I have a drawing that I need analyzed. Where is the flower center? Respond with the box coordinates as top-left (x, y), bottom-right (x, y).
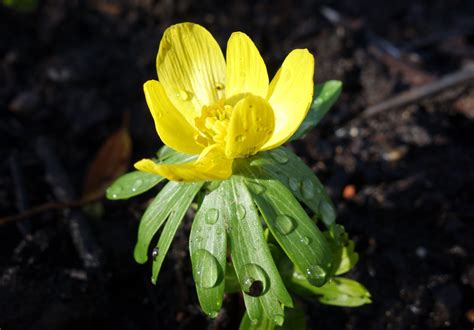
top-left (194, 100), bottom-right (233, 148)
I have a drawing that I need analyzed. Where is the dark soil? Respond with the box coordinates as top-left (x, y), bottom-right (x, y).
top-left (1, 1), bottom-right (473, 329)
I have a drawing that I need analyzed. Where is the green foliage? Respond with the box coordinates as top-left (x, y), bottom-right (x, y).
top-left (291, 80), bottom-right (342, 141)
top-left (107, 79), bottom-right (371, 327)
top-left (3, 0), bottom-right (37, 12)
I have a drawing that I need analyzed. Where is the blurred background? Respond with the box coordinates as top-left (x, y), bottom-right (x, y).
top-left (1, 0), bottom-right (473, 329)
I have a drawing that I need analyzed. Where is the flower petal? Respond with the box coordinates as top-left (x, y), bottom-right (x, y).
top-left (225, 32), bottom-right (269, 99)
top-left (261, 49), bottom-right (315, 150)
top-left (157, 23), bottom-right (226, 124)
top-left (225, 94), bottom-right (274, 159)
top-left (134, 145), bottom-right (232, 182)
top-left (144, 80), bottom-right (203, 155)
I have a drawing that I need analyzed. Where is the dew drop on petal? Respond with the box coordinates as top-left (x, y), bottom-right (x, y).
top-left (275, 215), bottom-right (296, 235)
top-left (192, 249), bottom-right (220, 288)
top-left (235, 134), bottom-right (246, 142)
top-left (215, 82), bottom-right (225, 90)
top-left (306, 265), bottom-right (327, 286)
top-left (269, 149), bottom-right (289, 164)
top-left (177, 90), bottom-right (193, 101)
top-left (205, 208), bottom-right (219, 225)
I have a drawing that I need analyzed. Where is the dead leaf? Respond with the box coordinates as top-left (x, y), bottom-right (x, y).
top-left (82, 114), bottom-right (132, 199)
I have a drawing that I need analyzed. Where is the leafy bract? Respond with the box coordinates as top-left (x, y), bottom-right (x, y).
top-left (291, 80), bottom-right (342, 141)
top-left (239, 161), bottom-right (333, 287)
top-left (133, 181), bottom-right (202, 266)
top-left (290, 273), bottom-right (371, 307)
top-left (245, 147), bottom-right (336, 227)
top-left (106, 146), bottom-right (196, 200)
top-left (223, 177), bottom-right (293, 325)
top-left (189, 183), bottom-right (227, 317)
top-left (239, 304), bottom-right (306, 330)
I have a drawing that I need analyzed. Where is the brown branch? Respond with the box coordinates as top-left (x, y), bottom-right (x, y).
top-left (0, 195), bottom-right (102, 226)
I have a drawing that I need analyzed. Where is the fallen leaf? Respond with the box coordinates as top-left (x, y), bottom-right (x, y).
top-left (82, 113), bottom-right (132, 200)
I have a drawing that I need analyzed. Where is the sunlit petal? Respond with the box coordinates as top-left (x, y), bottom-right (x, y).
top-left (261, 49), bottom-right (314, 150)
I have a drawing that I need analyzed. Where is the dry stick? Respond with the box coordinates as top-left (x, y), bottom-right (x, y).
top-left (348, 66), bottom-right (474, 124)
top-left (0, 195), bottom-right (101, 226)
top-left (9, 153), bottom-right (33, 236)
top-left (35, 137), bottom-right (102, 270)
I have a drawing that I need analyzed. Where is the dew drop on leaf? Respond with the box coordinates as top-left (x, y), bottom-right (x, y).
top-left (269, 149), bottom-right (289, 164)
top-left (205, 208), bottom-right (219, 225)
top-left (300, 235), bottom-right (311, 245)
top-left (131, 179), bottom-right (143, 192)
top-left (241, 263), bottom-right (268, 297)
top-left (108, 185), bottom-right (123, 199)
top-left (301, 178), bottom-right (315, 199)
top-left (246, 181), bottom-right (266, 195)
top-left (305, 264), bottom-right (327, 286)
top-left (319, 201), bottom-right (336, 224)
top-left (236, 204), bottom-right (246, 220)
top-left (273, 314), bottom-right (284, 326)
top-left (152, 247), bottom-right (159, 261)
top-left (288, 177), bottom-right (300, 192)
top-left (275, 215), bottom-right (296, 235)
top-left (192, 249), bottom-right (220, 288)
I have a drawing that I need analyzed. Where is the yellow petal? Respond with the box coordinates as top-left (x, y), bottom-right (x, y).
top-left (261, 49), bottom-right (315, 150)
top-left (157, 23), bottom-right (226, 124)
top-left (225, 32), bottom-right (269, 99)
top-left (144, 80), bottom-right (203, 155)
top-left (225, 94), bottom-right (274, 159)
top-left (134, 145), bottom-right (232, 182)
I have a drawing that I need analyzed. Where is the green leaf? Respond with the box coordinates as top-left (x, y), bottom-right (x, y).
top-left (239, 162), bottom-right (334, 287)
top-left (224, 262), bottom-right (241, 294)
top-left (150, 182), bottom-right (203, 284)
top-left (189, 183), bottom-right (227, 317)
top-left (239, 304), bottom-right (306, 330)
top-left (322, 224), bottom-right (359, 276)
top-left (290, 274), bottom-right (371, 307)
top-left (223, 177), bottom-right (293, 325)
top-left (106, 147), bottom-right (197, 200)
top-left (291, 80), bottom-right (342, 141)
top-left (335, 240), bottom-right (359, 275)
top-left (244, 147), bottom-right (336, 227)
top-left (3, 0), bottom-right (37, 12)
top-left (133, 181), bottom-right (202, 265)
top-left (106, 171), bottom-right (164, 200)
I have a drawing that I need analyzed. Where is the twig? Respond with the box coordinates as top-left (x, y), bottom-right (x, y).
top-left (346, 66), bottom-right (474, 124)
top-left (0, 195), bottom-right (102, 226)
top-left (35, 137), bottom-right (102, 270)
top-left (9, 153), bottom-right (32, 236)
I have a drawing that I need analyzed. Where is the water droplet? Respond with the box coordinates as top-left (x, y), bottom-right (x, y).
top-left (107, 185), bottom-right (123, 199)
top-left (131, 179), bottom-right (143, 192)
top-left (205, 208), bottom-right (219, 225)
top-left (320, 201), bottom-right (336, 224)
top-left (305, 265), bottom-right (327, 286)
top-left (152, 247), bottom-right (159, 260)
top-left (235, 134), bottom-right (246, 142)
top-left (275, 215), bottom-right (295, 235)
top-left (246, 181), bottom-right (266, 195)
top-left (288, 177), bottom-right (300, 192)
top-left (177, 90), bottom-right (192, 101)
top-left (301, 178), bottom-right (315, 199)
top-left (273, 314), bottom-right (284, 326)
top-left (269, 149), bottom-right (289, 164)
top-left (241, 263), bottom-right (268, 297)
top-left (215, 82), bottom-right (225, 90)
top-left (192, 249), bottom-right (220, 288)
top-left (300, 236), bottom-right (311, 245)
top-left (207, 311), bottom-right (218, 318)
top-left (236, 204), bottom-right (246, 220)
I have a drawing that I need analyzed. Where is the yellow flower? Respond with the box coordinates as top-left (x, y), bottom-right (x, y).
top-left (134, 23), bottom-right (315, 182)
